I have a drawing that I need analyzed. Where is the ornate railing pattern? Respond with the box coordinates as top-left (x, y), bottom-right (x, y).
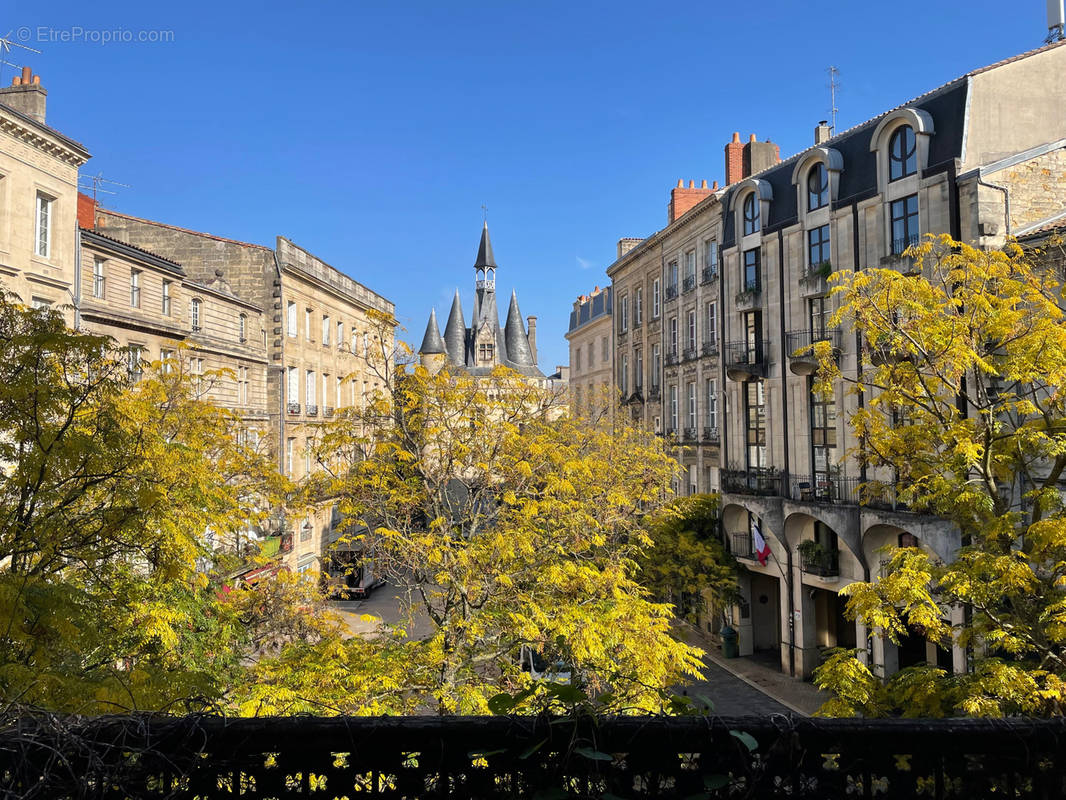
top-left (5, 714), bottom-right (1066, 799)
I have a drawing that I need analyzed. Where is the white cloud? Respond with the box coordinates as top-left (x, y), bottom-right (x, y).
top-left (576, 256), bottom-right (596, 271)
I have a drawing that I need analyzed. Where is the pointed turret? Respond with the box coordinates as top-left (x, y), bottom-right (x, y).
top-left (504, 290), bottom-right (535, 366)
top-left (443, 289), bottom-right (466, 366)
top-left (474, 221), bottom-right (496, 269)
top-left (419, 308), bottom-right (446, 355)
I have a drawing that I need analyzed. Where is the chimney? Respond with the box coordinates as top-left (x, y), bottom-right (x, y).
top-left (77, 192), bottom-right (98, 230)
top-left (0, 66), bottom-right (47, 125)
top-left (617, 237), bottom-right (642, 258)
top-left (668, 178), bottom-right (714, 223)
top-left (725, 132), bottom-right (744, 185)
top-left (526, 316), bottom-right (537, 364)
top-left (814, 120), bottom-right (832, 145)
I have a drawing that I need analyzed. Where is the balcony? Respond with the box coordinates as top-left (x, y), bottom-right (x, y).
top-left (788, 473), bottom-right (861, 505)
top-left (682, 346), bottom-right (698, 362)
top-left (324, 406), bottom-right (335, 418)
top-left (734, 287), bottom-right (760, 312)
top-left (701, 339), bottom-right (719, 357)
top-left (785, 328), bottom-right (841, 376)
top-left (700, 266), bottom-right (719, 285)
top-left (892, 233), bottom-right (921, 256)
top-left (682, 427), bottom-right (697, 442)
top-left (682, 275), bottom-right (696, 293)
top-left (702, 426), bottom-right (720, 444)
top-left (730, 530), bottom-right (754, 559)
top-left (799, 541), bottom-right (840, 577)
top-left (306, 404), bottom-right (319, 417)
top-left (721, 467), bottom-right (784, 497)
top-left (287, 402), bottom-right (301, 415)
top-left (647, 384), bottom-right (661, 401)
top-left (724, 339), bottom-right (769, 381)
top-left (665, 351), bottom-right (679, 367)
top-left (665, 284), bottom-right (678, 301)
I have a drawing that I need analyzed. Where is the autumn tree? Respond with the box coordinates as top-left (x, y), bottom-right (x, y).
top-left (0, 296), bottom-right (302, 712)
top-left (811, 234), bottom-right (1066, 716)
top-left (304, 355), bottom-right (704, 715)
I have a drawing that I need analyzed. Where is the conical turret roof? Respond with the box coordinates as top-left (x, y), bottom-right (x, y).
top-left (443, 289), bottom-right (466, 365)
top-left (474, 221), bottom-right (496, 269)
top-left (419, 308), bottom-right (446, 355)
top-left (504, 290), bottom-right (535, 366)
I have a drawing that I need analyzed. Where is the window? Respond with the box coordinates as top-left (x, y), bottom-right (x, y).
top-left (304, 445), bottom-right (312, 478)
top-left (634, 348), bottom-right (643, 390)
top-left (745, 380), bottom-right (767, 468)
top-left (704, 301), bottom-right (717, 347)
top-left (667, 261), bottom-right (678, 293)
top-left (162, 280), bottom-right (171, 315)
top-left (323, 373), bottom-right (330, 408)
top-left (479, 342), bottom-right (495, 362)
top-left (287, 301), bottom-right (297, 337)
top-left (686, 381), bottom-right (697, 430)
top-left (742, 248), bottom-right (760, 292)
top-left (160, 348), bottom-right (175, 373)
top-left (888, 125), bottom-right (917, 181)
top-left (191, 357), bottom-right (204, 393)
top-left (238, 365), bottom-right (248, 404)
top-left (322, 315), bottom-right (331, 345)
top-left (810, 380), bottom-right (838, 481)
top-left (808, 224), bottom-right (830, 270)
top-left (337, 321), bottom-right (344, 349)
top-left (238, 313), bottom-right (247, 342)
top-left (669, 317), bottom-right (678, 356)
top-left (574, 348), bottom-right (582, 372)
top-left (586, 342), bottom-right (593, 367)
top-left (190, 298), bottom-right (202, 331)
top-left (336, 375), bottom-right (343, 407)
top-left (744, 310), bottom-right (763, 363)
top-left (619, 354), bottom-right (628, 395)
top-left (35, 193), bottom-right (52, 258)
top-left (31, 296), bottom-right (52, 310)
top-left (809, 296), bottom-right (831, 337)
top-left (287, 366), bottom-right (299, 404)
top-left (651, 343), bottom-right (661, 388)
top-left (619, 293), bottom-right (629, 332)
top-left (129, 270), bottom-right (141, 307)
top-left (686, 310), bottom-right (697, 352)
top-left (634, 287), bottom-right (643, 325)
top-left (652, 278), bottom-right (661, 318)
top-left (706, 378), bottom-right (718, 429)
top-left (742, 193), bottom-right (760, 236)
top-left (669, 384), bottom-right (678, 432)
top-left (305, 370), bottom-right (316, 407)
top-left (92, 258), bottom-right (105, 298)
top-left (705, 239), bottom-right (718, 273)
top-left (351, 329), bottom-right (359, 353)
top-left (286, 438), bottom-right (295, 474)
top-left (305, 308), bottom-right (313, 341)
top-left (890, 194), bottom-right (919, 255)
top-left (807, 163), bottom-right (828, 211)
top-left (601, 336), bottom-right (608, 362)
top-left (684, 250), bottom-right (696, 285)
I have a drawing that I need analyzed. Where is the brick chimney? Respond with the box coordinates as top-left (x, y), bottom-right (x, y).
top-left (668, 179), bottom-right (715, 223)
top-left (814, 120), bottom-right (832, 144)
top-left (725, 132), bottom-right (782, 185)
top-left (0, 66), bottom-right (47, 124)
top-left (77, 192), bottom-right (97, 229)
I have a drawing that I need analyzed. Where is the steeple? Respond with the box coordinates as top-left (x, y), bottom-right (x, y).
top-left (419, 308), bottom-right (446, 355)
top-left (504, 290), bottom-right (535, 367)
top-left (443, 289), bottom-right (466, 366)
top-left (474, 221), bottom-right (496, 293)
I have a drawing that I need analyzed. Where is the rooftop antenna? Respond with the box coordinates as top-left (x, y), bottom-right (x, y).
top-left (77, 173), bottom-right (131, 231)
top-left (0, 32), bottom-right (41, 86)
top-left (1048, 0), bottom-right (1065, 43)
top-left (827, 66), bottom-right (840, 132)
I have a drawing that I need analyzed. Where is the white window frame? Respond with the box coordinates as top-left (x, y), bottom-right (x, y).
top-left (669, 385), bottom-right (678, 432)
top-left (687, 381), bottom-right (697, 429)
top-left (687, 310), bottom-right (697, 351)
top-left (634, 287), bottom-right (643, 325)
top-left (93, 258), bottom-right (105, 299)
top-left (287, 301), bottom-right (297, 337)
top-left (129, 269), bottom-right (141, 308)
top-left (306, 370), bottom-right (316, 406)
top-left (287, 366), bottom-right (299, 403)
top-left (322, 314), bottom-right (331, 345)
top-left (35, 193), bottom-right (52, 258)
top-left (190, 298), bottom-right (202, 331)
top-left (706, 378), bottom-right (718, 429)
top-left (162, 279), bottom-right (171, 315)
top-left (652, 278), bottom-right (661, 318)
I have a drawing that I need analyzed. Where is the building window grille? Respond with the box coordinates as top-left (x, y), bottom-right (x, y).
top-left (890, 194), bottom-right (920, 254)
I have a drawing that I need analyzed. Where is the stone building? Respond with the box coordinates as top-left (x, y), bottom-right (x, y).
top-left (418, 223), bottom-right (543, 380)
top-left (604, 39), bottom-right (1066, 681)
top-left (88, 206), bottom-right (394, 574)
top-left (565, 284), bottom-right (612, 419)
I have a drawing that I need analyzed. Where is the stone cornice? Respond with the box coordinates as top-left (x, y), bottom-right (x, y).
top-left (0, 107), bottom-right (90, 166)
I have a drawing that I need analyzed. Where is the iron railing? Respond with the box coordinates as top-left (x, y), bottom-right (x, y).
top-left (324, 406), bottom-right (335, 418)
top-left (721, 467), bottom-right (784, 497)
top-left (665, 284), bottom-right (678, 300)
top-left (682, 346), bottom-right (698, 362)
top-left (682, 275), bottom-right (696, 293)
top-left (665, 351), bottom-right (679, 366)
top-left (785, 328), bottom-right (841, 359)
top-left (799, 545), bottom-right (840, 577)
top-left (701, 339), bottom-right (718, 356)
top-left (700, 266), bottom-right (718, 284)
top-left (724, 340), bottom-right (769, 371)
top-left (647, 385), bottom-right (661, 401)
top-left (892, 233), bottom-right (921, 256)
top-left (306, 404), bottom-right (319, 417)
top-left (702, 426), bottom-right (720, 444)
top-left (730, 531), bottom-right (754, 559)
top-left (789, 474), bottom-right (862, 505)
top-left (6, 714), bottom-right (1066, 799)
top-left (682, 427), bottom-right (697, 442)
top-left (287, 402), bottom-right (301, 415)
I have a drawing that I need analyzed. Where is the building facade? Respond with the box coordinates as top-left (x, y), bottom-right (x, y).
top-left (605, 40), bottom-right (1066, 680)
top-left (565, 285), bottom-right (612, 419)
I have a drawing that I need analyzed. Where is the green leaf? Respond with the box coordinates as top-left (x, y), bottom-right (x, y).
top-left (573, 747), bottom-right (614, 762)
top-left (488, 692), bottom-right (517, 715)
top-left (518, 737), bottom-right (548, 760)
top-left (467, 748), bottom-right (506, 759)
top-left (704, 774), bottom-right (731, 789)
top-left (729, 730), bottom-right (758, 752)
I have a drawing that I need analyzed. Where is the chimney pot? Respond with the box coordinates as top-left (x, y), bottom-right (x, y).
top-left (10, 76), bottom-right (20, 86)
top-left (676, 179), bottom-right (684, 188)
top-left (32, 75), bottom-right (40, 85)
top-left (749, 133), bottom-right (757, 142)
top-left (712, 180), bottom-right (719, 190)
top-left (21, 66), bottom-right (31, 83)
top-left (732, 132), bottom-right (741, 142)
top-left (701, 179), bottom-right (708, 189)
top-left (688, 180), bottom-right (695, 188)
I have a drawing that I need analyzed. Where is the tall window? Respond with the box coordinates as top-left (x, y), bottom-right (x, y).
top-left (305, 308), bottom-right (313, 341)
top-left (890, 194), bottom-right (919, 254)
top-left (601, 336), bottom-right (609, 362)
top-left (888, 125), bottom-right (917, 181)
top-left (651, 343), bottom-right (661, 387)
top-left (619, 354), bottom-right (628, 395)
top-left (704, 301), bottom-right (717, 346)
top-left (742, 248), bottom-right (760, 292)
top-left (190, 298), bottom-right (202, 331)
top-left (586, 342), bottom-right (593, 367)
top-left (238, 313), bottom-right (247, 342)
top-left (574, 348), bottom-right (582, 372)
top-left (652, 278), bottom-right (661, 318)
top-left (686, 381), bottom-right (697, 429)
top-left (322, 315), bottom-right (331, 345)
top-left (808, 224), bottom-right (830, 270)
top-left (742, 193), bottom-right (760, 236)
top-left (351, 328), bottom-right (359, 353)
top-left (744, 311), bottom-right (762, 363)
top-left (686, 310), bottom-right (697, 352)
top-left (287, 366), bottom-right (299, 404)
top-left (669, 316), bottom-right (678, 355)
top-left (286, 438), bottom-right (295, 474)
top-left (92, 258), bottom-right (105, 298)
top-left (668, 261), bottom-right (678, 292)
top-left (160, 348), bottom-right (176, 374)
top-left (287, 301), bottom-right (297, 337)
top-left (619, 293), bottom-right (629, 332)
top-left (238, 365), bottom-right (248, 404)
top-left (191, 357), bottom-right (204, 394)
top-left (35, 193), bottom-right (52, 258)
top-left (634, 287), bottom-right (643, 325)
top-left (706, 378), bottom-right (718, 430)
top-left (323, 373), bottom-right (330, 407)
top-left (336, 375), bottom-right (343, 407)
top-left (161, 279), bottom-right (171, 315)
top-left (704, 239), bottom-right (718, 276)
top-left (479, 342), bottom-right (494, 362)
top-left (809, 296), bottom-right (831, 337)
top-left (810, 381), bottom-right (838, 484)
top-left (337, 321), bottom-right (344, 348)
top-left (305, 370), bottom-right (316, 407)
top-left (684, 250), bottom-right (696, 285)
top-left (129, 270), bottom-right (141, 307)
top-left (126, 345), bottom-right (143, 379)
top-left (745, 380), bottom-right (767, 468)
top-left (807, 163), bottom-right (828, 211)
top-left (634, 348), bottom-right (643, 390)
top-left (669, 385), bottom-right (678, 432)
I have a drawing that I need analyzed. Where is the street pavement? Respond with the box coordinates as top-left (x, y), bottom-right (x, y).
top-left (680, 656), bottom-right (792, 716)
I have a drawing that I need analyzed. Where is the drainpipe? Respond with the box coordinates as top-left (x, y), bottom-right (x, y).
top-left (777, 227), bottom-right (795, 679)
top-left (851, 204), bottom-right (867, 487)
top-left (274, 249), bottom-right (288, 545)
top-left (72, 224), bottom-right (82, 330)
top-left (976, 172), bottom-right (1011, 238)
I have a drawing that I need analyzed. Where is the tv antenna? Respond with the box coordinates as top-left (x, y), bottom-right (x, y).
top-left (826, 66), bottom-right (840, 132)
top-left (0, 32), bottom-right (41, 86)
top-left (77, 173), bottom-right (131, 230)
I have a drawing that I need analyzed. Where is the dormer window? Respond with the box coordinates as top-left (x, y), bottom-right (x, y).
top-left (807, 163), bottom-right (828, 211)
top-left (742, 193), bottom-right (760, 236)
top-left (888, 125), bottom-right (917, 181)
top-left (478, 343), bottom-right (495, 362)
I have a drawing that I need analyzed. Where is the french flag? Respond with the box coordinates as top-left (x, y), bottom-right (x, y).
top-left (752, 520), bottom-right (771, 566)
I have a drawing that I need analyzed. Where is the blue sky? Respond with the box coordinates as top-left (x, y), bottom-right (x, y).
top-left (9, 1), bottom-right (1053, 369)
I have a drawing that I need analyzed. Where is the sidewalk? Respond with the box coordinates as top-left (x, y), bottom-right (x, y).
top-left (679, 623), bottom-right (828, 717)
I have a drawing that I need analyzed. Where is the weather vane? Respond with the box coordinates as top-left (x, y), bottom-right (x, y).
top-left (481, 203), bottom-right (488, 224)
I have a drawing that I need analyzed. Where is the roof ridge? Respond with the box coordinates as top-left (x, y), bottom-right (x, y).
top-left (96, 207), bottom-right (272, 251)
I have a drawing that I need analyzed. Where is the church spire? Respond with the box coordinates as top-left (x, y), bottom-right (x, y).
top-left (504, 289), bottom-right (535, 366)
top-left (474, 221), bottom-right (496, 270)
top-left (419, 308), bottom-right (446, 355)
top-left (443, 289), bottom-right (466, 366)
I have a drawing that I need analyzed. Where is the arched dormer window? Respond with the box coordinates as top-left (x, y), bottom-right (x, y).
top-left (191, 298), bottom-right (203, 332)
top-left (888, 125), bottom-right (917, 181)
top-left (742, 193), bottom-right (760, 236)
top-left (807, 163), bottom-right (828, 211)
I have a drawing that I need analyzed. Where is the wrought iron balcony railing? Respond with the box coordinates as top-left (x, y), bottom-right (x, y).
top-left (721, 467), bottom-right (784, 497)
top-left (682, 427), bottom-right (697, 442)
top-left (665, 284), bottom-right (678, 300)
top-left (702, 426), bottom-right (720, 444)
top-left (665, 351), bottom-right (679, 366)
top-left (789, 473), bottom-right (861, 505)
top-left (306, 404), bottom-right (319, 417)
top-left (287, 402), bottom-right (301, 415)
top-left (700, 266), bottom-right (719, 285)
top-left (701, 339), bottom-right (719, 357)
top-left (324, 406), bottom-right (335, 418)
top-left (892, 233), bottom-right (921, 256)
top-left (724, 340), bottom-right (769, 380)
top-left (799, 544), bottom-right (840, 577)
top-left (682, 276), bottom-right (696, 293)
top-left (682, 346), bottom-right (698, 362)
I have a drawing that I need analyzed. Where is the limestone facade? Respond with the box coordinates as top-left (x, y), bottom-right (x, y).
top-left (565, 285), bottom-right (613, 419)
